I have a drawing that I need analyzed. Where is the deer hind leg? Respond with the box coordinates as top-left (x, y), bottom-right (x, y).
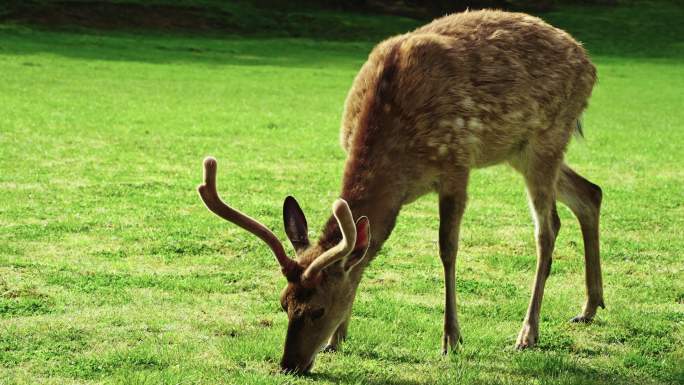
top-left (511, 152), bottom-right (562, 349)
top-left (438, 170), bottom-right (469, 354)
top-left (557, 164), bottom-right (605, 323)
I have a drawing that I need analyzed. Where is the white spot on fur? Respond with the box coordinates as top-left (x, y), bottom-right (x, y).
top-left (488, 29), bottom-right (507, 40)
top-left (478, 103), bottom-right (494, 113)
top-left (465, 134), bottom-right (482, 164)
top-left (506, 111), bottom-right (524, 120)
top-left (465, 133), bottom-right (481, 148)
top-left (468, 117), bottom-right (483, 131)
top-left (529, 116), bottom-right (542, 127)
top-left (461, 96), bottom-right (475, 109)
top-left (438, 119), bottom-right (453, 129)
top-left (454, 117), bottom-right (465, 129)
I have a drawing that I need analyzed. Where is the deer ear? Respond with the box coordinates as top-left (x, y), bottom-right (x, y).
top-left (283, 196), bottom-right (309, 253)
top-left (344, 216), bottom-right (370, 271)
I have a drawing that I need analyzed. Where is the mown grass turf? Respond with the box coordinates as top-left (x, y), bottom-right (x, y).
top-left (1, 2), bottom-right (683, 384)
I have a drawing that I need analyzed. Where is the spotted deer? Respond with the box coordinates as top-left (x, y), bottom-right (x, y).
top-left (198, 9), bottom-right (605, 374)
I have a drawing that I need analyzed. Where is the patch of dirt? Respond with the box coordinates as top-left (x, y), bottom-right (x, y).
top-left (0, 1), bottom-right (240, 33)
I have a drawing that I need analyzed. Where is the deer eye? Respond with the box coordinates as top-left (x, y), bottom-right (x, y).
top-left (309, 308), bottom-right (325, 320)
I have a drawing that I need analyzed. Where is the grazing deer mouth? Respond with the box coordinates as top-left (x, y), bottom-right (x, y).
top-left (280, 357), bottom-right (314, 375)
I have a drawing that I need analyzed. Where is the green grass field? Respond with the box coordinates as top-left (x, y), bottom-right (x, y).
top-left (1, 2), bottom-right (683, 384)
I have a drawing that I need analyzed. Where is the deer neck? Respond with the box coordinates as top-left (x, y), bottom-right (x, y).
top-left (318, 164), bottom-right (404, 271)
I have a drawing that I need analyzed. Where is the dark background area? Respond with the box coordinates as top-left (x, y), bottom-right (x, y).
top-left (0, 0), bottom-right (645, 37)
top-left (282, 0), bottom-right (621, 15)
top-left (0, 1), bottom-right (680, 60)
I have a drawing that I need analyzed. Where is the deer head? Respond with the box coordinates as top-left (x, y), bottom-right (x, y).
top-left (198, 157), bottom-right (370, 374)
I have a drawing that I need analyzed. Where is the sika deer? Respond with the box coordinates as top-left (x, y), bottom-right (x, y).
top-left (198, 9), bottom-right (604, 374)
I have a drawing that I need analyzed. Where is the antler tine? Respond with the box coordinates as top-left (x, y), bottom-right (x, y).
top-left (301, 199), bottom-right (357, 282)
top-left (198, 157), bottom-right (298, 275)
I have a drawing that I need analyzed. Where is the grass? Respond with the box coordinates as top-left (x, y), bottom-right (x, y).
top-left (1, 1), bottom-right (683, 384)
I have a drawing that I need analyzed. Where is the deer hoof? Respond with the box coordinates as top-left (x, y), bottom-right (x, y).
top-left (441, 331), bottom-right (463, 354)
top-left (516, 323), bottom-right (538, 350)
top-left (322, 344), bottom-right (337, 353)
top-left (570, 314), bottom-right (593, 323)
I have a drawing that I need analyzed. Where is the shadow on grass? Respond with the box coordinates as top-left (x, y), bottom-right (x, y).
top-left (309, 372), bottom-right (425, 385)
top-left (310, 349), bottom-right (646, 385)
top-left (0, 1), bottom-right (682, 69)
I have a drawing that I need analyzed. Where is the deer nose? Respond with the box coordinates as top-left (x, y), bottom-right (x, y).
top-left (280, 357), bottom-right (313, 374)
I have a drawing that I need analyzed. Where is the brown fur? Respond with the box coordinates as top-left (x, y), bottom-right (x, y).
top-left (276, 9), bottom-right (604, 372)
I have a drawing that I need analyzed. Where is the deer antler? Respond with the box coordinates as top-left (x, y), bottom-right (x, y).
top-left (301, 199), bottom-right (357, 283)
top-left (198, 157), bottom-right (299, 277)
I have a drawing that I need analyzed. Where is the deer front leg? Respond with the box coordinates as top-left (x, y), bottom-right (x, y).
top-left (323, 316), bottom-right (349, 352)
top-left (516, 175), bottom-right (560, 349)
top-left (439, 174), bottom-right (468, 354)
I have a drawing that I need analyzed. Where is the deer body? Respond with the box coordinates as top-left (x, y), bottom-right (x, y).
top-left (199, 10), bottom-right (604, 374)
top-left (342, 11), bottom-right (595, 176)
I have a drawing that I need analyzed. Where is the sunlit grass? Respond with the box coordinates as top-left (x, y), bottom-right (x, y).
top-left (1, 2), bottom-right (683, 384)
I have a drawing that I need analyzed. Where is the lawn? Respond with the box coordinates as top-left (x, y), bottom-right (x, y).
top-left (1, 1), bottom-right (683, 384)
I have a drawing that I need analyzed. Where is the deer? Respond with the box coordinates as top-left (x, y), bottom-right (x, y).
top-left (198, 9), bottom-right (605, 374)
